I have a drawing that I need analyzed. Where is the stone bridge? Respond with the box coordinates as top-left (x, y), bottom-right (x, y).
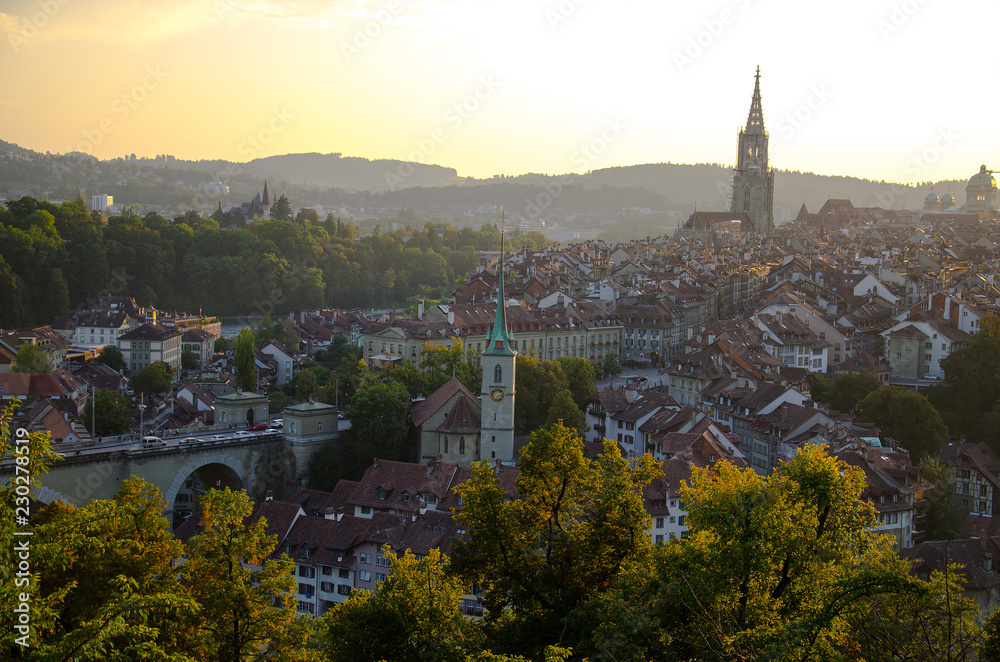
top-left (5, 432), bottom-right (313, 527)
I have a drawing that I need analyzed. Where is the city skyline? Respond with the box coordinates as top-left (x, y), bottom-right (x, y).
top-left (0, 0), bottom-right (996, 185)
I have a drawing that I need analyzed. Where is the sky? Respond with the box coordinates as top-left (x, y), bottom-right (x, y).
top-left (0, 0), bottom-right (996, 185)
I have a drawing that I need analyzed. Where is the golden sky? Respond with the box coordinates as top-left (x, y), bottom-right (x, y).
top-left (1, 0), bottom-right (997, 183)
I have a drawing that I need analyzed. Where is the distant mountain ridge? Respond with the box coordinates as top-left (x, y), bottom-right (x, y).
top-left (0, 139), bottom-right (960, 215)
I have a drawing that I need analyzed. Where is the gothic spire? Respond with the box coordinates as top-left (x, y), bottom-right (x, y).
top-left (745, 65), bottom-right (765, 134)
top-left (262, 180), bottom-right (270, 206)
top-left (484, 210), bottom-right (515, 356)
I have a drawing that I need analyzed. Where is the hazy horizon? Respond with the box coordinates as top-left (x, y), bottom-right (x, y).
top-left (2, 0), bottom-right (996, 185)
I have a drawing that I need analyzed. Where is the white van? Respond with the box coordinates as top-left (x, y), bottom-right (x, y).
top-left (142, 436), bottom-right (166, 447)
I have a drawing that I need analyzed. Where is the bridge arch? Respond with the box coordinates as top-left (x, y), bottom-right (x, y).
top-left (164, 454), bottom-right (251, 525)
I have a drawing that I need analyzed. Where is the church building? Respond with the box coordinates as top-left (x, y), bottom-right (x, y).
top-left (411, 230), bottom-right (518, 466)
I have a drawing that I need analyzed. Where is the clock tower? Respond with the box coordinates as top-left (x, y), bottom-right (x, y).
top-left (480, 228), bottom-right (517, 464)
top-left (730, 66), bottom-right (774, 236)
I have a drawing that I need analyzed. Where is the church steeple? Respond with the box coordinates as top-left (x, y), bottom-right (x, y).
top-left (262, 180), bottom-right (270, 206)
top-left (730, 66), bottom-right (774, 236)
top-left (484, 221), bottom-right (515, 355)
top-left (745, 65), bottom-right (765, 134)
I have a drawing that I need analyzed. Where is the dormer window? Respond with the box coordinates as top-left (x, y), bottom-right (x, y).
top-left (378, 488), bottom-right (387, 500)
top-left (402, 492), bottom-right (410, 502)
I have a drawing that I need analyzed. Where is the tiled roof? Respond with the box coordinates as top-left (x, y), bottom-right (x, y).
top-left (411, 377), bottom-right (480, 428)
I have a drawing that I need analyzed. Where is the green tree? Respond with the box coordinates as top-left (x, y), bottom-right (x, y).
top-left (29, 478), bottom-right (200, 658)
top-left (919, 457), bottom-right (962, 540)
top-left (857, 385), bottom-right (948, 461)
top-left (296, 369), bottom-right (317, 401)
top-left (182, 488), bottom-right (307, 661)
top-left (320, 548), bottom-right (477, 662)
top-left (347, 379), bottom-right (411, 464)
top-left (600, 353), bottom-right (623, 379)
top-left (451, 423), bottom-right (658, 658)
top-left (96, 344), bottom-right (126, 371)
top-left (419, 338), bottom-right (482, 394)
top-left (555, 355), bottom-right (597, 409)
top-left (514, 356), bottom-right (568, 432)
top-left (544, 388), bottom-right (588, 438)
top-left (11, 342), bottom-right (50, 372)
top-left (181, 349), bottom-right (199, 371)
top-left (588, 445), bottom-right (959, 661)
top-left (131, 360), bottom-right (173, 395)
top-left (215, 337), bottom-right (231, 353)
top-left (82, 388), bottom-right (132, 436)
top-left (817, 370), bottom-right (882, 414)
top-left (272, 195), bottom-right (293, 222)
top-left (269, 390), bottom-right (294, 415)
top-left (234, 327), bottom-right (257, 393)
top-left (941, 313), bottom-right (1000, 436)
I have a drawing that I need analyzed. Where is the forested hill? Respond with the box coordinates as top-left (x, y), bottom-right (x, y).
top-left (0, 139), bottom-right (958, 215)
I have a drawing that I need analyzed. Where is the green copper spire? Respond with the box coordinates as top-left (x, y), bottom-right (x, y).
top-left (484, 217), bottom-right (515, 356)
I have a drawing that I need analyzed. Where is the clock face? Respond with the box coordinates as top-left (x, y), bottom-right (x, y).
top-left (490, 387), bottom-right (505, 402)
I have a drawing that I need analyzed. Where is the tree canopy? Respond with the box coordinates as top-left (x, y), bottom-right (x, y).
top-left (11, 343), bottom-right (49, 373)
top-left (856, 385), bottom-right (948, 461)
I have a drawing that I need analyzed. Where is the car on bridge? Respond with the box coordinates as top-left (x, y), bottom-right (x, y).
top-left (248, 423), bottom-right (268, 432)
top-left (269, 418), bottom-right (283, 429)
top-left (179, 437), bottom-right (200, 444)
top-left (141, 436), bottom-right (166, 448)
top-left (234, 431), bottom-right (252, 438)
top-left (209, 434), bottom-right (228, 441)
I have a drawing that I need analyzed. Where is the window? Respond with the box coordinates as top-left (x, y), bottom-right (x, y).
top-left (298, 583), bottom-right (313, 595)
top-left (297, 601), bottom-right (314, 613)
top-left (321, 581), bottom-right (335, 592)
top-left (359, 553), bottom-right (371, 564)
top-left (317, 422), bottom-right (322, 433)
top-left (655, 534), bottom-right (664, 544)
top-left (678, 515), bottom-right (685, 526)
top-left (459, 437), bottom-right (466, 455)
top-left (359, 571), bottom-right (372, 582)
top-left (339, 568), bottom-right (350, 579)
top-left (669, 516), bottom-right (676, 523)
top-left (322, 566), bottom-right (333, 576)
top-left (337, 584), bottom-right (351, 596)
top-left (360, 506), bottom-right (371, 515)
top-left (376, 554), bottom-right (391, 567)
top-left (290, 422), bottom-right (296, 434)
top-left (444, 437), bottom-right (449, 453)
top-left (494, 364), bottom-right (502, 384)
top-left (377, 488), bottom-right (386, 500)
top-left (298, 566), bottom-right (315, 578)
top-left (655, 517), bottom-right (664, 529)
top-left (402, 491), bottom-right (410, 502)
top-left (376, 573), bottom-right (387, 583)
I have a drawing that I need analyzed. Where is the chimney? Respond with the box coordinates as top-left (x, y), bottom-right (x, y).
top-left (265, 490), bottom-right (273, 502)
top-left (389, 306), bottom-right (396, 324)
top-left (418, 296), bottom-right (425, 320)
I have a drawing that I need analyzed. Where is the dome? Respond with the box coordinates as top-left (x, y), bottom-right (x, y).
top-left (968, 164), bottom-right (997, 189)
top-left (925, 192), bottom-right (939, 203)
top-left (941, 193), bottom-right (955, 205)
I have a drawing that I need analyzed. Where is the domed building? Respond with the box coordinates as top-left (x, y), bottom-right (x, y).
top-left (963, 165), bottom-right (997, 212)
top-left (923, 190), bottom-right (940, 211)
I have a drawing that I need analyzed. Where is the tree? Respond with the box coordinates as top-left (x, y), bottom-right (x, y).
top-left (11, 342), bottom-right (50, 372)
top-left (96, 345), bottom-right (126, 371)
top-left (28, 478), bottom-right (201, 658)
top-left (131, 361), bottom-right (173, 395)
top-left (514, 355), bottom-right (569, 432)
top-left (451, 423), bottom-right (658, 657)
top-left (919, 457), bottom-right (962, 540)
top-left (235, 327), bottom-right (256, 393)
top-left (182, 488), bottom-right (307, 661)
top-left (269, 390), bottom-right (294, 415)
top-left (419, 338), bottom-right (481, 395)
top-left (555, 355), bottom-right (597, 409)
top-left (544, 388), bottom-right (588, 437)
top-left (815, 370), bottom-right (881, 414)
top-left (82, 388), bottom-right (132, 436)
top-left (857, 385), bottom-right (948, 461)
top-left (941, 312), bottom-right (1000, 435)
top-left (214, 337), bottom-right (231, 353)
top-left (320, 548), bottom-right (477, 662)
top-left (272, 195), bottom-right (293, 222)
top-left (588, 445), bottom-right (969, 661)
top-left (296, 369), bottom-right (317, 401)
top-left (347, 379), bottom-right (411, 464)
top-left (181, 349), bottom-right (199, 371)
top-left (600, 353), bottom-right (623, 379)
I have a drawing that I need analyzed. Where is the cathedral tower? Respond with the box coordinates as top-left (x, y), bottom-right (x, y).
top-left (479, 227), bottom-right (517, 464)
top-left (730, 66), bottom-right (775, 236)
